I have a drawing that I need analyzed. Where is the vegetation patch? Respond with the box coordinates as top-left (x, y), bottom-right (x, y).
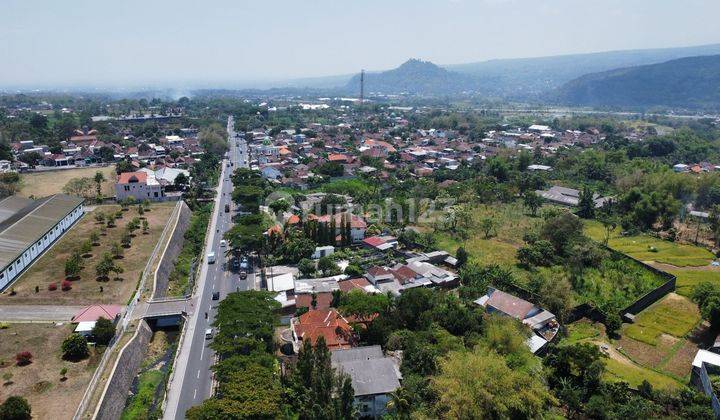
top-left (584, 220), bottom-right (714, 267)
top-left (167, 204), bottom-right (212, 296)
top-left (623, 294), bottom-right (700, 346)
top-left (603, 358), bottom-right (681, 391)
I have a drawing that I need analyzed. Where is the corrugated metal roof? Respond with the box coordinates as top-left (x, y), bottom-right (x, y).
top-left (0, 196), bottom-right (34, 224)
top-left (0, 194), bottom-right (84, 269)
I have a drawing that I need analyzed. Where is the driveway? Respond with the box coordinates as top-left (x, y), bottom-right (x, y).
top-left (0, 305), bottom-right (86, 322)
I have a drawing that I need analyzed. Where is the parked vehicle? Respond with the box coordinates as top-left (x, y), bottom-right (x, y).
top-left (224, 203), bottom-right (230, 213)
top-left (212, 291), bottom-right (220, 300)
top-left (205, 328), bottom-right (213, 339)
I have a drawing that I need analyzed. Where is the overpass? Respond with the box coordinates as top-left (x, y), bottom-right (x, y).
top-left (131, 297), bottom-right (195, 322)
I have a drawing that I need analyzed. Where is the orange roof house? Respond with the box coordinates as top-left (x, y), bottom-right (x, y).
top-left (292, 309), bottom-right (354, 350)
top-left (328, 153), bottom-right (349, 163)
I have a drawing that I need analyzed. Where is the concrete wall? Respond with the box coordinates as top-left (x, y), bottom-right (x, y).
top-left (152, 201), bottom-right (192, 299)
top-left (95, 320), bottom-right (153, 420)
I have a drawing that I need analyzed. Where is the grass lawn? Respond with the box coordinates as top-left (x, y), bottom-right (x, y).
top-left (429, 202), bottom-right (544, 267)
top-left (668, 269), bottom-right (720, 298)
top-left (19, 165), bottom-right (117, 198)
top-left (604, 358), bottom-right (682, 391)
top-left (584, 220), bottom-right (714, 267)
top-left (563, 321), bottom-right (603, 345)
top-left (0, 323), bottom-right (101, 420)
top-left (0, 203), bottom-right (175, 305)
top-left (623, 294), bottom-right (700, 346)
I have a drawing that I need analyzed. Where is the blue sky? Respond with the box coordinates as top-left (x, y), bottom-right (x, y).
top-left (1, 0), bottom-right (719, 88)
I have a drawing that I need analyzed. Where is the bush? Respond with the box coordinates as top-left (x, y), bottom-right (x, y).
top-left (61, 334), bottom-right (89, 360)
top-left (91, 317), bottom-right (115, 345)
top-left (48, 282), bottom-right (57, 291)
top-left (61, 280), bottom-right (72, 291)
top-left (344, 264), bottom-right (363, 277)
top-left (15, 351), bottom-right (32, 366)
top-left (0, 395), bottom-right (31, 420)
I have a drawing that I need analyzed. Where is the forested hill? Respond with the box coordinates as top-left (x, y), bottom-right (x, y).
top-left (344, 59), bottom-right (478, 95)
top-left (556, 54), bottom-right (720, 110)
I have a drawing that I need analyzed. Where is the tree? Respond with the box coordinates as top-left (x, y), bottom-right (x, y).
top-left (344, 264), bottom-right (363, 277)
top-left (61, 333), bottom-right (89, 360)
top-left (80, 240), bottom-right (93, 256)
top-left (89, 230), bottom-right (100, 245)
top-left (577, 187), bottom-right (596, 219)
top-left (121, 231), bottom-right (132, 248)
top-left (523, 191), bottom-right (543, 216)
top-left (94, 212), bottom-right (106, 224)
top-left (298, 258), bottom-right (316, 278)
top-left (456, 246), bottom-right (468, 268)
top-left (317, 256), bottom-right (339, 276)
top-left (386, 387), bottom-right (413, 420)
top-left (95, 252), bottom-right (116, 280)
top-left (62, 177), bottom-right (94, 198)
top-left (60, 367), bottom-right (68, 381)
top-left (142, 219), bottom-right (149, 234)
top-left (0, 396), bottom-right (31, 420)
top-left (91, 317), bottom-right (115, 345)
top-left (268, 198), bottom-right (290, 215)
top-left (93, 171), bottom-right (106, 197)
top-left (479, 217), bottom-right (495, 239)
top-left (111, 241), bottom-right (124, 259)
top-left (174, 172), bottom-right (189, 189)
top-left (339, 289), bottom-right (390, 319)
top-left (65, 250), bottom-right (83, 278)
top-left (432, 348), bottom-right (555, 419)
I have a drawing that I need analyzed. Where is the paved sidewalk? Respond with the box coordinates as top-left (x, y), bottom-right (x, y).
top-left (0, 304), bottom-right (87, 322)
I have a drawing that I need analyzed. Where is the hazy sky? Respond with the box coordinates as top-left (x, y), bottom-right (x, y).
top-left (2, 0), bottom-right (719, 88)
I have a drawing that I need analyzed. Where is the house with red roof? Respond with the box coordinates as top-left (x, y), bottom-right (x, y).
top-left (115, 171), bottom-right (164, 201)
top-left (316, 212), bottom-right (367, 243)
top-left (291, 308), bottom-right (355, 351)
top-left (72, 304), bottom-right (123, 323)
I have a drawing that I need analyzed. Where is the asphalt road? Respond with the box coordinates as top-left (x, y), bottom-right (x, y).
top-left (0, 304), bottom-right (86, 322)
top-left (164, 116), bottom-right (254, 419)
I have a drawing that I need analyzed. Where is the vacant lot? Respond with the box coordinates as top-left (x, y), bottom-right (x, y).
top-left (0, 203), bottom-right (175, 305)
top-left (584, 220), bottom-right (714, 267)
top-left (0, 323), bottom-right (100, 420)
top-left (604, 357), bottom-right (681, 390)
top-left (429, 202), bottom-right (544, 267)
top-left (668, 269), bottom-right (720, 297)
top-left (624, 293), bottom-right (700, 346)
top-left (19, 165), bottom-right (116, 198)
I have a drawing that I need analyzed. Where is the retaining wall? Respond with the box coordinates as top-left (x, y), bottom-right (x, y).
top-left (95, 320), bottom-right (153, 420)
top-left (152, 201), bottom-right (193, 299)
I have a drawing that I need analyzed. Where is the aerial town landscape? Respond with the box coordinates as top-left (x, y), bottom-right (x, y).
top-left (3, 1), bottom-right (720, 419)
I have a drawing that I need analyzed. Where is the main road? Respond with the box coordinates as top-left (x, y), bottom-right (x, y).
top-left (163, 116), bottom-right (254, 419)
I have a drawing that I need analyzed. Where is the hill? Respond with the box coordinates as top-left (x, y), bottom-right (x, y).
top-left (344, 59), bottom-right (478, 95)
top-left (556, 54), bottom-right (720, 109)
top-left (446, 43), bottom-right (720, 98)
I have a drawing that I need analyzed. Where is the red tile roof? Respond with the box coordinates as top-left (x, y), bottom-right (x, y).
top-left (72, 305), bottom-right (123, 323)
top-left (486, 289), bottom-right (535, 320)
top-left (294, 309), bottom-right (353, 349)
top-left (295, 292), bottom-right (334, 310)
top-left (362, 236), bottom-right (386, 247)
top-left (117, 171), bottom-right (147, 184)
top-left (338, 277), bottom-right (372, 293)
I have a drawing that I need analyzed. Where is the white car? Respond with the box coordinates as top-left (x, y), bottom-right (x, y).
top-left (207, 251), bottom-right (216, 264)
top-left (220, 240), bottom-right (227, 248)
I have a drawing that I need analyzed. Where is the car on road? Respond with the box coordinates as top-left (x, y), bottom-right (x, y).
top-left (212, 291), bottom-right (220, 300)
top-left (220, 239), bottom-right (227, 248)
top-left (230, 257), bottom-right (240, 271)
top-left (207, 251), bottom-right (216, 264)
top-left (205, 328), bottom-right (213, 339)
top-left (224, 204), bottom-right (230, 213)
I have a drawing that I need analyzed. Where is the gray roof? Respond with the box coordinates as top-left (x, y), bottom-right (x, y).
top-left (332, 346), bottom-right (401, 396)
top-left (0, 194), bottom-right (84, 269)
top-left (331, 345), bottom-right (384, 363)
top-left (0, 196), bottom-right (34, 225)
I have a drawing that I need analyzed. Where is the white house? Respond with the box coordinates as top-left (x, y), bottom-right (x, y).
top-left (115, 171), bottom-right (165, 202)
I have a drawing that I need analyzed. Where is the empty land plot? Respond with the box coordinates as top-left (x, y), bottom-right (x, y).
top-left (0, 323), bottom-right (100, 420)
top-left (624, 294), bottom-right (701, 346)
top-left (667, 269), bottom-right (720, 297)
top-left (604, 357), bottom-right (681, 391)
top-left (19, 165), bottom-right (116, 198)
top-left (0, 203), bottom-right (175, 305)
top-left (584, 220), bottom-right (714, 267)
top-left (430, 202), bottom-right (544, 267)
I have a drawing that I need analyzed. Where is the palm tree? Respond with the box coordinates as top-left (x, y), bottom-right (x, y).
top-left (386, 387), bottom-right (412, 420)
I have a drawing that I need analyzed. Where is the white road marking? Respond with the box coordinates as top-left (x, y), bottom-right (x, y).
top-left (193, 389), bottom-right (197, 399)
top-left (197, 369), bottom-right (201, 379)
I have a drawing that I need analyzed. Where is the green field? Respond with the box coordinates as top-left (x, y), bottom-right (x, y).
top-left (563, 321), bottom-right (603, 345)
top-left (604, 358), bottom-right (682, 390)
top-left (668, 270), bottom-right (720, 297)
top-left (624, 295), bottom-right (701, 346)
top-left (584, 220), bottom-right (714, 267)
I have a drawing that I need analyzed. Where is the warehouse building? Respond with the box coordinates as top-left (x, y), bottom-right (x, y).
top-left (0, 194), bottom-right (84, 291)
